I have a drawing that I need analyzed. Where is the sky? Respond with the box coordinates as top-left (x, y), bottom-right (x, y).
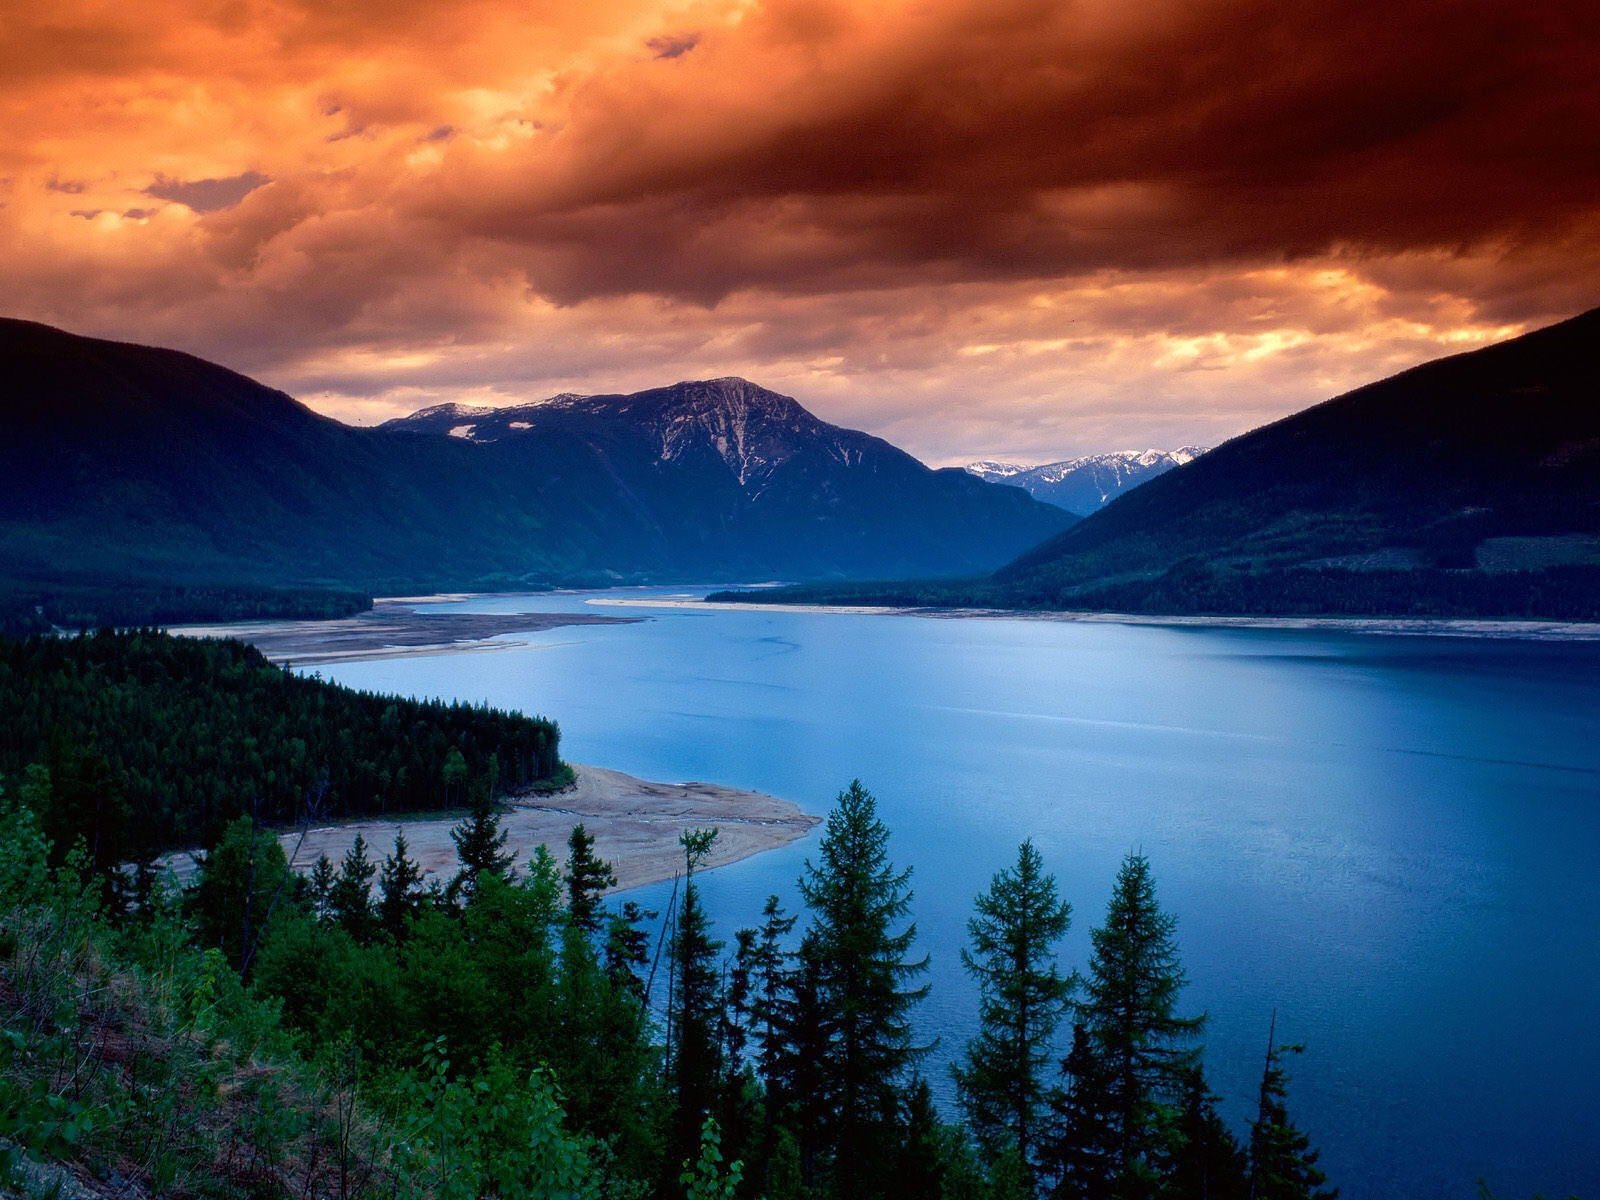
top-left (3, 0), bottom-right (1596, 465)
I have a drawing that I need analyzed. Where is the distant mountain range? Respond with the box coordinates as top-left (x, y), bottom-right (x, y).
top-left (0, 320), bottom-right (1072, 593)
top-left (964, 448), bottom-right (1207, 513)
top-left (714, 307), bottom-right (1600, 620)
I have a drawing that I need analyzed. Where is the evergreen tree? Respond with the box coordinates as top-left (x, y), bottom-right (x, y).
top-left (307, 852), bottom-right (337, 921)
top-left (1047, 1023), bottom-right (1117, 1199)
top-left (442, 746), bottom-right (469, 805)
top-left (1248, 1029), bottom-right (1336, 1200)
top-left (1164, 1067), bottom-right (1247, 1200)
top-left (566, 822), bottom-right (617, 933)
top-left (669, 829), bottom-right (726, 1176)
top-left (603, 899), bottom-right (655, 999)
top-left (190, 815), bottom-right (293, 974)
top-left (799, 779), bottom-right (930, 1194)
top-left (377, 829), bottom-right (426, 939)
top-left (449, 773), bottom-right (514, 904)
top-left (328, 832), bottom-right (378, 940)
top-left (954, 839), bottom-right (1075, 1178)
top-left (1068, 853), bottom-right (1203, 1199)
top-left (747, 894), bottom-right (799, 1089)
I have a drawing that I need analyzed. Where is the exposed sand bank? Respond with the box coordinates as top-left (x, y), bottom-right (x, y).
top-left (587, 596), bottom-right (1600, 642)
top-left (170, 599), bottom-right (638, 665)
top-left (159, 764), bottom-right (820, 894)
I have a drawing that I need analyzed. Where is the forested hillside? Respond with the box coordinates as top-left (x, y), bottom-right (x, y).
top-left (0, 319), bottom-right (1070, 593)
top-left (0, 631), bottom-right (564, 872)
top-left (0, 775), bottom-right (1337, 1200)
top-left (714, 309), bottom-right (1600, 621)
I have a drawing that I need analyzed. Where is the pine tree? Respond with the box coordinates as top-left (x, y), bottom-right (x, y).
top-left (1069, 853), bottom-right (1203, 1199)
top-left (191, 815), bottom-right (293, 974)
top-left (308, 852), bottom-right (336, 921)
top-left (953, 839), bottom-right (1075, 1178)
top-left (1248, 1027), bottom-right (1336, 1200)
top-left (603, 899), bottom-right (655, 999)
top-left (328, 832), bottom-right (378, 940)
top-left (565, 822), bottom-right (617, 933)
top-left (1164, 1067), bottom-right (1247, 1200)
top-left (799, 779), bottom-right (930, 1194)
top-left (747, 894), bottom-right (799, 1091)
top-left (1047, 1022), bottom-right (1117, 1200)
top-left (669, 829), bottom-right (726, 1176)
top-left (449, 773), bottom-right (514, 904)
top-left (442, 746), bottom-right (469, 805)
top-left (378, 829), bottom-right (426, 939)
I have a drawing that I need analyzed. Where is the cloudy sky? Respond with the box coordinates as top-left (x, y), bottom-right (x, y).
top-left (3, 0), bottom-right (1595, 464)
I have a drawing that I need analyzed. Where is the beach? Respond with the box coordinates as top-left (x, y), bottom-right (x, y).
top-left (158, 763), bottom-right (820, 893)
top-left (170, 598), bottom-right (639, 665)
top-left (586, 595), bottom-right (1600, 641)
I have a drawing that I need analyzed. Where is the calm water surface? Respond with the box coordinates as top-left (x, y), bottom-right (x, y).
top-left (314, 589), bottom-right (1600, 1199)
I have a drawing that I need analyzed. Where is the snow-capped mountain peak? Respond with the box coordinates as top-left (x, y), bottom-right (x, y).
top-left (964, 446), bottom-right (1208, 513)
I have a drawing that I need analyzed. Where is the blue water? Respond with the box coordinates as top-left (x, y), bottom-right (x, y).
top-left (313, 589), bottom-right (1600, 1199)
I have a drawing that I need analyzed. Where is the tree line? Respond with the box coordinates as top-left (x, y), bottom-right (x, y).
top-left (0, 580), bottom-right (371, 638)
top-left (0, 630), bottom-right (565, 874)
top-left (4, 747), bottom-right (1337, 1199)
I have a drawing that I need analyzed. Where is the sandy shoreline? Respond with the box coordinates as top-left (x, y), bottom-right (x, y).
top-left (158, 764), bottom-right (820, 894)
top-left (587, 596), bottom-right (1600, 642)
top-left (170, 599), bottom-right (638, 665)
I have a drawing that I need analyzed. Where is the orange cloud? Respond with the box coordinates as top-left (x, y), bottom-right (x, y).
top-left (1, 0), bottom-right (1595, 462)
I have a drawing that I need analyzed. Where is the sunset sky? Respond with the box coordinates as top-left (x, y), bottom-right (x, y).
top-left (4, 0), bottom-right (1596, 464)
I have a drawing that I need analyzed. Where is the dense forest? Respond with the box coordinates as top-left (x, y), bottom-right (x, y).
top-left (0, 758), bottom-right (1339, 1200)
top-left (709, 562), bottom-right (1600, 622)
top-left (0, 581), bottom-right (372, 639)
top-left (0, 631), bottom-right (565, 879)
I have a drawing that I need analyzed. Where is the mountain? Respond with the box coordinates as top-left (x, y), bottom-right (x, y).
top-left (714, 307), bottom-right (1600, 619)
top-left (0, 320), bottom-right (1072, 591)
top-left (965, 448), bottom-right (1207, 513)
top-left (991, 307), bottom-right (1600, 612)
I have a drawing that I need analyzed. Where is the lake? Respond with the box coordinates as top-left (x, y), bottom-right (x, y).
top-left (312, 588), bottom-right (1600, 1199)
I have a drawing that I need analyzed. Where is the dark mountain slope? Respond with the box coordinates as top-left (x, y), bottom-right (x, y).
top-left (0, 320), bottom-right (1070, 590)
top-left (990, 307), bottom-right (1600, 607)
top-left (385, 377), bottom-right (1074, 579)
top-left (716, 308), bottom-right (1600, 619)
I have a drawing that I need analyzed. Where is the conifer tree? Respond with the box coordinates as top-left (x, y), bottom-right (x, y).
top-left (1248, 1030), bottom-right (1336, 1200)
top-left (449, 772), bottom-right (513, 904)
top-left (1164, 1066), bottom-right (1248, 1200)
top-left (747, 894), bottom-right (799, 1088)
top-left (328, 832), bottom-right (378, 940)
top-left (603, 899), bottom-right (655, 999)
top-left (669, 829), bottom-right (726, 1176)
top-left (566, 822), bottom-right (617, 933)
top-left (1048, 1022), bottom-right (1117, 1199)
top-left (954, 839), bottom-right (1075, 1178)
top-left (799, 779), bottom-right (930, 1194)
top-left (1068, 852), bottom-right (1203, 1199)
top-left (377, 829), bottom-right (426, 939)
top-left (307, 852), bottom-right (336, 921)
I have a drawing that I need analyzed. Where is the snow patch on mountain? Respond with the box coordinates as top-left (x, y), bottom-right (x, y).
top-left (965, 447), bottom-right (1208, 511)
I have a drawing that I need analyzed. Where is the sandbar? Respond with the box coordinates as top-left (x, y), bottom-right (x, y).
top-left (159, 764), bottom-right (820, 894)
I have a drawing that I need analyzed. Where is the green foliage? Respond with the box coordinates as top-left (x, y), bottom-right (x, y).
top-left (954, 839), bottom-right (1075, 1176)
top-left (798, 780), bottom-right (931, 1196)
top-left (448, 773), bottom-right (516, 903)
top-left (0, 629), bottom-right (564, 856)
top-left (0, 579), bottom-right (369, 639)
top-left (1, 741), bottom-right (1351, 1200)
top-left (678, 1117), bottom-right (744, 1200)
top-left (568, 823), bottom-right (619, 933)
top-left (669, 830), bottom-right (727, 1172)
top-left (1249, 1038), bottom-right (1337, 1200)
top-left (1063, 852), bottom-right (1205, 1198)
top-left (191, 815), bottom-right (296, 974)
top-left (378, 830), bottom-right (427, 940)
